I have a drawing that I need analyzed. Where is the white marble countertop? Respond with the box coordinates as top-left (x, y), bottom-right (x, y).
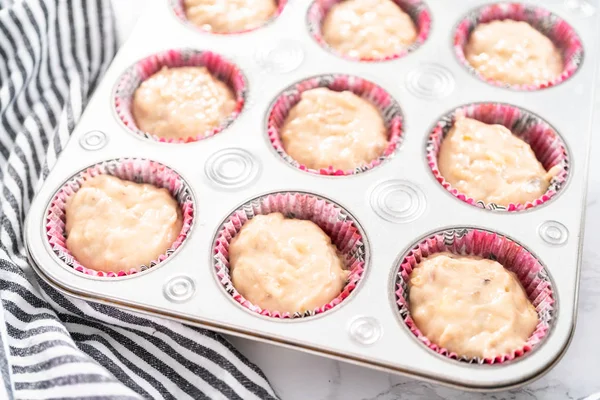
top-left (112, 2), bottom-right (600, 398)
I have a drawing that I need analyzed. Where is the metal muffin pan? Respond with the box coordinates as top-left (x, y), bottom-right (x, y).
top-left (24, 0), bottom-right (600, 390)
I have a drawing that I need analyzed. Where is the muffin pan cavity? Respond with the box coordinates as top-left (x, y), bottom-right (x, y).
top-left (44, 158), bottom-right (195, 278)
top-left (266, 74), bottom-right (403, 176)
top-left (212, 191), bottom-right (368, 319)
top-left (114, 49), bottom-right (247, 143)
top-left (307, 0), bottom-right (432, 62)
top-left (426, 102), bottom-right (570, 211)
top-left (454, 2), bottom-right (583, 90)
top-left (393, 227), bottom-right (555, 364)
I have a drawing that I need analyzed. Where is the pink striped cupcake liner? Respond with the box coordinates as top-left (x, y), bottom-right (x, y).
top-left (114, 49), bottom-right (247, 143)
top-left (427, 103), bottom-right (569, 212)
top-left (169, 0), bottom-right (287, 35)
top-left (267, 74), bottom-right (403, 176)
top-left (45, 159), bottom-right (195, 278)
top-left (307, 0), bottom-right (431, 62)
top-left (395, 227), bottom-right (555, 364)
top-left (454, 2), bottom-right (584, 90)
top-left (213, 192), bottom-right (367, 319)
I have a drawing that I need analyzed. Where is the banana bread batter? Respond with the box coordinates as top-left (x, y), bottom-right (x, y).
top-left (229, 213), bottom-right (348, 314)
top-left (465, 20), bottom-right (563, 85)
top-left (322, 0), bottom-right (417, 59)
top-left (184, 0), bottom-right (277, 33)
top-left (438, 116), bottom-right (559, 206)
top-left (409, 252), bottom-right (538, 359)
top-left (132, 66), bottom-right (236, 140)
top-left (281, 87), bottom-right (388, 171)
top-left (65, 175), bottom-right (183, 273)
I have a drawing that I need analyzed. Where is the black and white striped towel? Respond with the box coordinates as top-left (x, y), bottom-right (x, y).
top-left (0, 1), bottom-right (277, 399)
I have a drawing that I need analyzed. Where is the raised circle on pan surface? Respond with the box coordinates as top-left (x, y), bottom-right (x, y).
top-left (348, 316), bottom-right (382, 345)
top-left (80, 131), bottom-right (108, 150)
top-left (564, 0), bottom-right (596, 16)
top-left (254, 40), bottom-right (305, 74)
top-left (370, 180), bottom-right (426, 223)
top-left (205, 148), bottom-right (259, 188)
top-left (406, 64), bottom-right (455, 100)
top-left (539, 221), bottom-right (568, 246)
top-left (164, 276), bottom-right (196, 303)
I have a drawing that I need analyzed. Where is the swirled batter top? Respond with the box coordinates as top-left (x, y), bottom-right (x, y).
top-left (183, 0), bottom-right (277, 33)
top-left (281, 87), bottom-right (388, 171)
top-left (409, 252), bottom-right (539, 359)
top-left (65, 175), bottom-right (183, 273)
top-left (322, 0), bottom-right (417, 59)
top-left (132, 66), bottom-right (236, 140)
top-left (229, 213), bottom-right (348, 314)
top-left (465, 20), bottom-right (563, 85)
top-left (438, 116), bottom-right (559, 206)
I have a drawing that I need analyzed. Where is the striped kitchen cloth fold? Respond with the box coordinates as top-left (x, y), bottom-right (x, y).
top-left (0, 1), bottom-right (277, 399)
